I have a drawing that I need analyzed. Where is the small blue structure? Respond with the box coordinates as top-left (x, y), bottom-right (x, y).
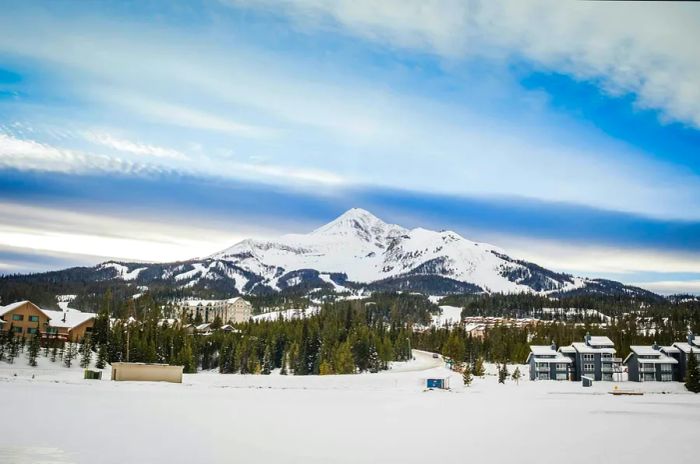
top-left (426, 378), bottom-right (449, 389)
top-left (582, 376), bottom-right (593, 387)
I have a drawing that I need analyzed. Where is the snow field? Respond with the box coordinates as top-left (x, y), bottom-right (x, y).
top-left (0, 351), bottom-right (698, 464)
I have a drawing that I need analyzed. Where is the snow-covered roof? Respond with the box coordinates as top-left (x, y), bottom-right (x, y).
top-left (660, 345), bottom-right (680, 354)
top-left (570, 342), bottom-right (616, 354)
top-left (0, 300), bottom-right (52, 319)
top-left (559, 346), bottom-right (576, 354)
top-left (42, 308), bottom-right (96, 329)
top-left (527, 345), bottom-right (572, 364)
top-left (587, 336), bottom-right (614, 347)
top-left (630, 346), bottom-right (662, 357)
top-left (673, 342), bottom-right (700, 354)
top-left (195, 323), bottom-right (212, 331)
top-left (623, 346), bottom-right (678, 365)
top-left (529, 345), bottom-right (558, 356)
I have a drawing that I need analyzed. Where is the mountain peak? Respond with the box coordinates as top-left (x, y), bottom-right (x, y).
top-left (311, 208), bottom-right (406, 242)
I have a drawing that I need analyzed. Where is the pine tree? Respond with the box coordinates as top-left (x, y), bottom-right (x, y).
top-left (512, 367), bottom-right (522, 385)
top-left (80, 337), bottom-right (93, 369)
top-left (686, 348), bottom-right (700, 393)
top-left (64, 341), bottom-right (76, 368)
top-left (6, 333), bottom-right (18, 364)
top-left (462, 363), bottom-right (473, 386)
top-left (334, 341), bottom-right (355, 374)
top-left (261, 343), bottom-right (273, 375)
top-left (473, 356), bottom-right (485, 377)
top-left (498, 363), bottom-right (509, 384)
top-left (96, 342), bottom-right (107, 369)
top-left (280, 351), bottom-right (288, 375)
top-left (319, 359), bottom-right (334, 375)
top-left (50, 344), bottom-right (58, 363)
top-left (27, 333), bottom-right (40, 367)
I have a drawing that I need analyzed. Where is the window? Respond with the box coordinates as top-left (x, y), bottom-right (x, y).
top-left (27, 328), bottom-right (38, 334)
top-left (583, 354), bottom-right (594, 361)
top-left (661, 373), bottom-right (673, 382)
top-left (556, 363), bottom-right (567, 370)
top-left (12, 314), bottom-right (24, 321)
top-left (602, 374), bottom-right (613, 381)
top-left (46, 327), bottom-right (58, 334)
top-left (660, 364), bottom-right (672, 372)
top-left (555, 373), bottom-right (568, 381)
top-left (28, 315), bottom-right (39, 322)
top-left (538, 372), bottom-right (550, 380)
top-left (12, 327), bottom-right (22, 334)
top-left (583, 363), bottom-right (594, 371)
top-left (601, 353), bottom-right (612, 359)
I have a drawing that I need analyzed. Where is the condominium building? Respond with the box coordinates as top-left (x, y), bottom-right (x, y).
top-left (173, 297), bottom-right (252, 324)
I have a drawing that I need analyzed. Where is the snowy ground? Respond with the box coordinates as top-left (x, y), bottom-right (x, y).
top-left (1, 351), bottom-right (698, 464)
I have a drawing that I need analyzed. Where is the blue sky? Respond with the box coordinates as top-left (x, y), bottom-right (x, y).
top-left (1, 0), bottom-right (700, 294)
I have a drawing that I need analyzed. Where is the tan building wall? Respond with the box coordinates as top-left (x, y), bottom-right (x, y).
top-left (111, 362), bottom-right (184, 383)
top-left (0, 301), bottom-right (49, 337)
top-left (61, 319), bottom-right (95, 342)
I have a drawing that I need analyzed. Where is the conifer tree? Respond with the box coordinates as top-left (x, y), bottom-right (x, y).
top-left (80, 337), bottom-right (93, 369)
top-left (64, 341), bottom-right (76, 368)
top-left (462, 363), bottom-right (473, 386)
top-left (6, 333), bottom-right (18, 364)
top-left (261, 343), bottom-right (273, 375)
top-left (319, 359), bottom-right (334, 375)
top-left (96, 342), bottom-right (107, 369)
top-left (498, 363), bottom-right (508, 384)
top-left (27, 332), bottom-right (40, 367)
top-left (280, 351), bottom-right (288, 375)
top-left (686, 349), bottom-right (700, 393)
top-left (334, 341), bottom-right (355, 374)
top-left (473, 356), bottom-right (485, 377)
top-left (512, 367), bottom-right (522, 385)
top-left (50, 344), bottom-right (58, 363)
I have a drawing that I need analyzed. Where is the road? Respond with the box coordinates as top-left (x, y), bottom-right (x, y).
top-left (386, 349), bottom-right (444, 373)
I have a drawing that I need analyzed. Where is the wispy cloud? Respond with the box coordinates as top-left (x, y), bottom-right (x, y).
top-left (83, 131), bottom-right (188, 160)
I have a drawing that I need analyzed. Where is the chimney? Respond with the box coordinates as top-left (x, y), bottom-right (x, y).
top-left (550, 340), bottom-right (557, 351)
top-left (652, 341), bottom-right (659, 351)
top-left (689, 331), bottom-right (695, 345)
top-left (585, 332), bottom-right (591, 345)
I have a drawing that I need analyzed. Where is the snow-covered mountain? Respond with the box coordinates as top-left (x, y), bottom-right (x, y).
top-left (84, 208), bottom-right (654, 297)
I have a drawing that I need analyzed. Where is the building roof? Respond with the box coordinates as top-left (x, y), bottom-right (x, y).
top-left (0, 300), bottom-right (53, 320)
top-left (630, 346), bottom-right (662, 356)
top-left (660, 346), bottom-right (680, 354)
top-left (624, 346), bottom-right (679, 365)
top-left (527, 345), bottom-right (573, 364)
top-left (559, 346), bottom-right (577, 354)
top-left (673, 342), bottom-right (700, 354)
top-left (570, 342), bottom-right (616, 354)
top-left (587, 336), bottom-right (615, 347)
top-left (529, 345), bottom-right (558, 356)
top-left (42, 308), bottom-right (96, 329)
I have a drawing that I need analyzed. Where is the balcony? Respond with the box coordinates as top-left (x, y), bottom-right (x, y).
top-left (601, 366), bottom-right (613, 373)
top-left (601, 357), bottom-right (622, 363)
top-left (639, 366), bottom-right (655, 373)
top-left (536, 366), bottom-right (550, 372)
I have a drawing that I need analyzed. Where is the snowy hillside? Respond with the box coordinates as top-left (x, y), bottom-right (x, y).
top-left (196, 208), bottom-right (589, 294)
top-left (8, 208), bottom-right (658, 298)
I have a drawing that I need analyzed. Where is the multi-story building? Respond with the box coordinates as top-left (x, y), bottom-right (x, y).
top-left (559, 334), bottom-right (621, 381)
top-left (174, 297), bottom-right (252, 324)
top-left (624, 343), bottom-right (678, 382)
top-left (527, 343), bottom-right (573, 380)
top-left (0, 300), bottom-right (96, 342)
top-left (660, 333), bottom-right (700, 381)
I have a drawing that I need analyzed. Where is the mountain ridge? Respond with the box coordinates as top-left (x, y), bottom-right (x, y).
top-left (0, 208), bottom-right (660, 301)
